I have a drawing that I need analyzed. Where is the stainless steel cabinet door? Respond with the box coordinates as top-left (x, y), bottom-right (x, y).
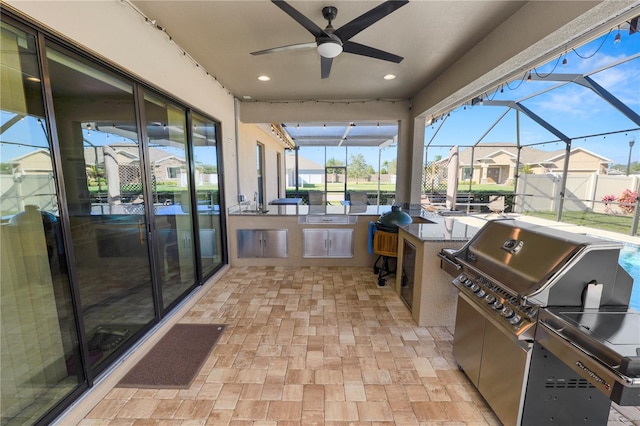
top-left (303, 229), bottom-right (353, 258)
top-left (237, 230), bottom-right (262, 258)
top-left (452, 295), bottom-right (485, 386)
top-left (238, 229), bottom-right (287, 258)
top-left (303, 229), bottom-right (328, 258)
top-left (327, 229), bottom-right (353, 258)
top-left (262, 230), bottom-right (288, 258)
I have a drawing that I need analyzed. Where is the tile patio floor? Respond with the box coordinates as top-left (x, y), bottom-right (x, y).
top-left (79, 266), bottom-right (639, 425)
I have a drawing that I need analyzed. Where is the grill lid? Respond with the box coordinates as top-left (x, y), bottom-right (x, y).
top-left (453, 220), bottom-right (623, 297)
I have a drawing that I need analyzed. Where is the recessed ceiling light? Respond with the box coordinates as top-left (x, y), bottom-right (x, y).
top-left (383, 74), bottom-right (396, 80)
top-left (258, 75), bottom-right (270, 81)
top-left (242, 95), bottom-right (252, 100)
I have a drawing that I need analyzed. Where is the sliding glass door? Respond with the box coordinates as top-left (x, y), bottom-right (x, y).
top-left (192, 113), bottom-right (223, 277)
top-left (1, 11), bottom-right (226, 424)
top-left (142, 91), bottom-right (196, 309)
top-left (45, 42), bottom-right (156, 374)
top-left (1, 22), bottom-right (82, 424)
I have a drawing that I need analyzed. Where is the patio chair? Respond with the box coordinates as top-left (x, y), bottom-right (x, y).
top-left (308, 191), bottom-right (326, 205)
top-left (348, 191), bottom-right (369, 205)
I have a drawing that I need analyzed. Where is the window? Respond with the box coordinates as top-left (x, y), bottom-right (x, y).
top-left (167, 166), bottom-right (181, 179)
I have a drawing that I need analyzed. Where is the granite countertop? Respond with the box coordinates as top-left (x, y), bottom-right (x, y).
top-left (399, 215), bottom-right (478, 242)
top-left (229, 204), bottom-right (424, 217)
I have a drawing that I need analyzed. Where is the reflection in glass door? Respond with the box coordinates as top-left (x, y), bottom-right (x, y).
top-left (45, 42), bottom-right (156, 374)
top-left (192, 113), bottom-right (223, 277)
top-left (1, 22), bottom-right (82, 424)
top-left (142, 91), bottom-right (196, 309)
top-left (257, 143), bottom-right (265, 209)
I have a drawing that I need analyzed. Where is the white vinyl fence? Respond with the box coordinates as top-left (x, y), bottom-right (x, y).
top-left (515, 173), bottom-right (639, 214)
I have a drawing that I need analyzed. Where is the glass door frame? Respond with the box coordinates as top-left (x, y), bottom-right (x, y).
top-left (325, 166), bottom-right (347, 204)
top-left (1, 10), bottom-right (229, 424)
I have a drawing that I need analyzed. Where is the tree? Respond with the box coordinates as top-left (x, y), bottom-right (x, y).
top-left (387, 159), bottom-right (397, 175)
top-left (326, 157), bottom-right (344, 174)
top-left (326, 157), bottom-right (344, 183)
top-left (520, 164), bottom-right (534, 174)
top-left (381, 160), bottom-right (389, 174)
top-left (197, 163), bottom-right (217, 174)
top-left (610, 161), bottom-right (640, 174)
top-left (0, 163), bottom-right (12, 175)
top-left (347, 153), bottom-right (370, 183)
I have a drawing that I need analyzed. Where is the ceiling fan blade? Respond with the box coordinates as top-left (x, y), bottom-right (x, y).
top-left (272, 0), bottom-right (328, 38)
top-left (251, 42), bottom-right (316, 56)
top-left (342, 41), bottom-right (403, 63)
top-left (334, 0), bottom-right (408, 41)
top-left (321, 56), bottom-right (333, 79)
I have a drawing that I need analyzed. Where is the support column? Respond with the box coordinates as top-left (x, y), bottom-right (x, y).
top-left (395, 116), bottom-right (426, 209)
top-left (480, 164), bottom-right (489, 184)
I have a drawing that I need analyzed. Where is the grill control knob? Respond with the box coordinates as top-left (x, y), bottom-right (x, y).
top-left (502, 307), bottom-right (514, 318)
top-left (508, 314), bottom-right (522, 325)
top-left (465, 280), bottom-right (474, 288)
top-left (470, 284), bottom-right (480, 292)
top-left (485, 295), bottom-right (496, 304)
top-left (493, 301), bottom-right (503, 310)
top-left (476, 289), bottom-right (486, 298)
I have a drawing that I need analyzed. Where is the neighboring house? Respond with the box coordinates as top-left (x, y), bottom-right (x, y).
top-left (286, 153), bottom-right (325, 187)
top-left (10, 143), bottom-right (189, 185)
top-left (437, 143), bottom-right (612, 185)
top-left (84, 142), bottom-right (187, 183)
top-left (8, 149), bottom-right (55, 175)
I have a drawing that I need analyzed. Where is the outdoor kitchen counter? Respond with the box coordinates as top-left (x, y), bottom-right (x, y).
top-left (227, 204), bottom-right (430, 268)
top-left (228, 204), bottom-right (405, 216)
top-left (399, 215), bottom-right (478, 242)
top-left (396, 217), bottom-right (479, 328)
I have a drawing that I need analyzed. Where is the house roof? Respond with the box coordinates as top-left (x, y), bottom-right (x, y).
top-left (286, 153), bottom-right (324, 171)
top-left (84, 143), bottom-right (185, 165)
top-left (441, 142), bottom-right (613, 167)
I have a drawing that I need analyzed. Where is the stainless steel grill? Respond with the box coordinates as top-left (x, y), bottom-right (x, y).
top-left (439, 219), bottom-right (639, 426)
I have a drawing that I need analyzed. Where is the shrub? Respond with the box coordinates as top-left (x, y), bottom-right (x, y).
top-left (618, 189), bottom-right (638, 214)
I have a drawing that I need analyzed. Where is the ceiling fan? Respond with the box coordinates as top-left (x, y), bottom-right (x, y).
top-left (251, 0), bottom-right (409, 79)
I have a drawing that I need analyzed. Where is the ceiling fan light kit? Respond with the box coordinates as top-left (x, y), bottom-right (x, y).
top-left (317, 40), bottom-right (343, 58)
top-left (251, 0), bottom-right (409, 78)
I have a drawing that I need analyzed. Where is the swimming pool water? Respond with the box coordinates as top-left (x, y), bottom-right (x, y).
top-left (620, 244), bottom-right (640, 311)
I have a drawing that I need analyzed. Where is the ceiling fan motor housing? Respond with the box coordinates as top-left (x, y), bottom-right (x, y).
top-left (322, 6), bottom-right (338, 23)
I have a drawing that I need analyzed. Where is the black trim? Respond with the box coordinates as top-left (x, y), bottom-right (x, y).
top-left (1, 6), bottom-right (229, 424)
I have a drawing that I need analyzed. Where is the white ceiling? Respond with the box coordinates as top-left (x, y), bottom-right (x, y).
top-left (129, 1), bottom-right (637, 147)
top-left (131, 0), bottom-right (527, 102)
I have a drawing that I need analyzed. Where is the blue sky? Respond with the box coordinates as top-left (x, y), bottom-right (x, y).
top-left (426, 27), bottom-right (640, 166)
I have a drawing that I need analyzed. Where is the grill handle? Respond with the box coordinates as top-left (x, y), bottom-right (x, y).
top-left (438, 250), bottom-right (462, 276)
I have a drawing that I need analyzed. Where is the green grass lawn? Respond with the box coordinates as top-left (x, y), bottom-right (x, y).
top-left (525, 210), bottom-right (637, 235)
